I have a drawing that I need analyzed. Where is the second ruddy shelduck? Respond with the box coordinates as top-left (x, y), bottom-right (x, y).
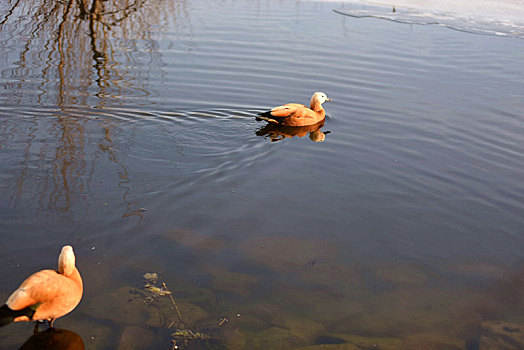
top-left (0, 245), bottom-right (83, 328)
top-left (257, 92), bottom-right (332, 127)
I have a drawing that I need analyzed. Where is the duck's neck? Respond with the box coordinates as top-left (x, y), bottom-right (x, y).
top-left (310, 99), bottom-right (323, 112)
top-left (69, 268), bottom-right (83, 289)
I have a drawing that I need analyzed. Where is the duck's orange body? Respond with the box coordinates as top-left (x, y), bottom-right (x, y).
top-left (257, 92), bottom-right (332, 127)
top-left (0, 246), bottom-right (82, 327)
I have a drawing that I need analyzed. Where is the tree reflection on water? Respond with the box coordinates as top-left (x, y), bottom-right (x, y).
top-left (1, 0), bottom-right (190, 105)
top-left (0, 0), bottom-right (188, 215)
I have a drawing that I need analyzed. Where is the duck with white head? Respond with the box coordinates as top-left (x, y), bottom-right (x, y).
top-left (257, 92), bottom-right (332, 127)
top-left (0, 245), bottom-right (83, 328)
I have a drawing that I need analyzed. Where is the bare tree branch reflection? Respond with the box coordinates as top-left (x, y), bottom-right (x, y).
top-left (0, 0), bottom-right (190, 215)
top-left (0, 0), bottom-right (22, 27)
top-left (2, 0), bottom-right (190, 102)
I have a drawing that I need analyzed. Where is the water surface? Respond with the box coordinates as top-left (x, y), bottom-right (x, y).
top-left (1, 0), bottom-right (524, 349)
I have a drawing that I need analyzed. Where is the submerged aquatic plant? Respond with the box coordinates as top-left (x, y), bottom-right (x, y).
top-left (142, 272), bottom-right (218, 349)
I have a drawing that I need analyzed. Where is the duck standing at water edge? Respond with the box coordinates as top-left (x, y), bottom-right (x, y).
top-left (257, 92), bottom-right (332, 127)
top-left (0, 245), bottom-right (83, 328)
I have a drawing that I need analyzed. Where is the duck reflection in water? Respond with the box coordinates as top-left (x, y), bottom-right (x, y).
top-left (19, 327), bottom-right (84, 350)
top-left (256, 119), bottom-right (330, 143)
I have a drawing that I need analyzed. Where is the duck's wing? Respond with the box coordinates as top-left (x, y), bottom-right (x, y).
top-left (6, 270), bottom-right (68, 310)
top-left (269, 103), bottom-right (308, 117)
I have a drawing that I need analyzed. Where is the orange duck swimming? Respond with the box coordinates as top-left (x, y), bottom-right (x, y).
top-left (0, 245), bottom-right (83, 328)
top-left (257, 92), bottom-right (332, 127)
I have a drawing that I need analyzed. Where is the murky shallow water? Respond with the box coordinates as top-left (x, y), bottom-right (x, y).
top-left (1, 0), bottom-right (524, 349)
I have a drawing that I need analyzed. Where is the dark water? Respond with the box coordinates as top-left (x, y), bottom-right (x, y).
top-left (1, 0), bottom-right (524, 349)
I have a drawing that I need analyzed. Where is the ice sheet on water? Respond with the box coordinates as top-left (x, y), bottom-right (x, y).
top-left (329, 0), bottom-right (524, 38)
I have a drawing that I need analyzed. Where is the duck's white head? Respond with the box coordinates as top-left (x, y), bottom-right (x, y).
top-left (311, 92), bottom-right (332, 105)
top-left (58, 245), bottom-right (76, 276)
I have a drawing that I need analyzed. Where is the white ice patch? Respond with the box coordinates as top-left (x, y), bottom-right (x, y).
top-left (316, 0), bottom-right (524, 38)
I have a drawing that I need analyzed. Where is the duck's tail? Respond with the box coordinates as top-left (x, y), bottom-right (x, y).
top-left (0, 304), bottom-right (35, 327)
top-left (256, 113), bottom-right (279, 124)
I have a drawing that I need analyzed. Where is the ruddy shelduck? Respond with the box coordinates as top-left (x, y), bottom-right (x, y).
top-left (257, 92), bottom-right (332, 127)
top-left (0, 245), bottom-right (83, 328)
